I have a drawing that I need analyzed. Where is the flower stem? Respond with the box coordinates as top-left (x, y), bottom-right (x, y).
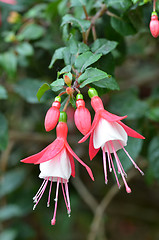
top-left (63, 96), bottom-right (70, 112)
top-left (153, 0), bottom-right (156, 12)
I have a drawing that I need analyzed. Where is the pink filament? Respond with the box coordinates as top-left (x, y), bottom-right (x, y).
top-left (33, 178), bottom-right (49, 210)
top-left (106, 145), bottom-right (121, 189)
top-left (110, 141), bottom-right (131, 193)
top-left (51, 178), bottom-right (60, 225)
top-left (65, 181), bottom-right (71, 215)
top-left (106, 144), bottom-right (112, 172)
top-left (102, 148), bottom-right (108, 184)
top-left (61, 179), bottom-right (69, 211)
top-left (33, 178), bottom-right (46, 201)
top-left (118, 140), bottom-right (144, 176)
top-left (47, 177), bottom-right (53, 207)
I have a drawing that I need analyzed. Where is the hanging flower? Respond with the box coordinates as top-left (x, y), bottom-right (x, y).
top-left (44, 96), bottom-right (61, 132)
top-left (79, 88), bottom-right (145, 193)
top-left (150, 12), bottom-right (159, 38)
top-left (21, 112), bottom-right (94, 225)
top-left (74, 93), bottom-right (91, 135)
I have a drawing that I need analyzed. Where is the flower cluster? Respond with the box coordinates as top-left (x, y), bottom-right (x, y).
top-left (21, 86), bottom-right (144, 225)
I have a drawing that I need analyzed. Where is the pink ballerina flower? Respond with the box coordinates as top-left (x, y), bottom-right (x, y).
top-left (74, 93), bottom-right (91, 135)
top-left (79, 88), bottom-right (145, 193)
top-left (21, 112), bottom-right (94, 225)
top-left (0, 0), bottom-right (16, 4)
top-left (149, 12), bottom-right (159, 38)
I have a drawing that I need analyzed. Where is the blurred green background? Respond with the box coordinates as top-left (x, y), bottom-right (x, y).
top-left (0, 0), bottom-right (159, 240)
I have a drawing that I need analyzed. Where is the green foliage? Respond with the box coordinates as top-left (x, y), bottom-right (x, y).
top-left (17, 24), bottom-right (45, 41)
top-left (0, 113), bottom-right (8, 151)
top-left (0, 85), bottom-right (8, 100)
top-left (91, 39), bottom-right (118, 55)
top-left (148, 137), bottom-right (159, 179)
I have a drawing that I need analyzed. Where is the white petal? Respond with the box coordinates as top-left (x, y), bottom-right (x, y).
top-left (93, 118), bottom-right (128, 150)
top-left (39, 148), bottom-right (71, 182)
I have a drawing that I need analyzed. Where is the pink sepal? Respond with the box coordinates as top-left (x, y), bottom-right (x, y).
top-left (35, 138), bottom-right (65, 164)
top-left (21, 144), bottom-right (50, 164)
top-left (78, 112), bottom-right (100, 143)
top-left (118, 121), bottom-right (145, 139)
top-left (65, 142), bottom-right (94, 181)
top-left (101, 110), bottom-right (127, 122)
top-left (67, 150), bottom-right (75, 177)
top-left (89, 133), bottom-right (100, 160)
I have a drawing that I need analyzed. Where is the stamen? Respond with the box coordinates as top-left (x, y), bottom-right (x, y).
top-left (102, 148), bottom-right (108, 184)
top-left (61, 179), bottom-right (69, 211)
top-left (107, 145), bottom-right (121, 189)
top-left (106, 143), bottom-right (112, 172)
top-left (47, 177), bottom-right (53, 207)
top-left (33, 178), bottom-right (46, 201)
top-left (51, 178), bottom-right (60, 226)
top-left (110, 141), bottom-right (131, 194)
top-left (118, 140), bottom-right (144, 176)
top-left (33, 178), bottom-right (49, 210)
top-left (65, 181), bottom-right (71, 217)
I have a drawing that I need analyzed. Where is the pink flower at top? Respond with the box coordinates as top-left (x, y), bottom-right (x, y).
top-left (0, 0), bottom-right (16, 4)
top-left (21, 112), bottom-right (94, 225)
top-left (79, 88), bottom-right (145, 193)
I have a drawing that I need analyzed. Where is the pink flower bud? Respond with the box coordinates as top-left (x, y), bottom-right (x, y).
top-left (74, 97), bottom-right (91, 135)
top-left (44, 101), bottom-right (61, 132)
top-left (150, 13), bottom-right (159, 38)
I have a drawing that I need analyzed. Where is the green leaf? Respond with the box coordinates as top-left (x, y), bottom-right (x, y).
top-left (0, 51), bottom-right (17, 77)
top-left (25, 3), bottom-right (47, 18)
top-left (93, 76), bottom-right (119, 90)
top-left (0, 85), bottom-right (8, 99)
top-left (91, 39), bottom-right (118, 55)
top-left (0, 113), bottom-right (8, 151)
top-left (75, 52), bottom-right (102, 72)
top-left (58, 65), bottom-right (72, 75)
top-left (148, 137), bottom-right (159, 180)
top-left (49, 47), bottom-right (66, 68)
top-left (0, 230), bottom-right (17, 240)
top-left (117, 137), bottom-right (143, 172)
top-left (78, 42), bottom-right (90, 53)
top-left (70, 96), bottom-right (76, 109)
top-left (36, 83), bottom-right (51, 102)
top-left (15, 42), bottom-right (34, 56)
top-left (61, 14), bottom-right (91, 32)
top-left (50, 79), bottom-right (64, 92)
top-left (111, 17), bottom-right (136, 36)
top-left (146, 107), bottom-right (159, 122)
top-left (78, 67), bottom-right (109, 88)
top-left (18, 24), bottom-right (45, 41)
top-left (0, 205), bottom-right (23, 221)
top-left (69, 35), bottom-right (78, 54)
top-left (70, 0), bottom-right (86, 7)
top-left (14, 78), bottom-right (45, 103)
top-left (105, 0), bottom-right (132, 14)
top-left (0, 168), bottom-right (27, 198)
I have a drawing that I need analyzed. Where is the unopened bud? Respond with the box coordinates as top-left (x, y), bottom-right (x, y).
top-left (64, 75), bottom-right (72, 86)
top-left (66, 87), bottom-right (73, 95)
top-left (7, 11), bottom-right (21, 24)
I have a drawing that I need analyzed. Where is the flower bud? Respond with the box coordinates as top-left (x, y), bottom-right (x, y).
top-left (66, 87), bottom-right (73, 95)
top-left (44, 97), bottom-right (61, 132)
top-left (64, 75), bottom-right (72, 86)
top-left (149, 12), bottom-right (159, 38)
top-left (74, 94), bottom-right (91, 135)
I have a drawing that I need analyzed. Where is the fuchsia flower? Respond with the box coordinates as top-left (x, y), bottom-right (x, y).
top-left (150, 12), bottom-right (159, 38)
top-left (44, 96), bottom-right (61, 132)
top-left (21, 112), bottom-right (94, 225)
top-left (0, 0), bottom-right (16, 4)
top-left (79, 88), bottom-right (145, 193)
top-left (74, 94), bottom-right (91, 135)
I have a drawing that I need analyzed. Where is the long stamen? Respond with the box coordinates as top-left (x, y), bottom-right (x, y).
top-left (107, 145), bottom-right (121, 189)
top-left (106, 143), bottom-right (112, 172)
top-left (33, 178), bottom-right (46, 201)
top-left (65, 181), bottom-right (71, 217)
top-left (34, 179), bottom-right (48, 204)
top-left (110, 141), bottom-right (131, 193)
top-left (33, 178), bottom-right (49, 210)
top-left (47, 177), bottom-right (53, 207)
top-left (51, 178), bottom-right (60, 225)
top-left (61, 179), bottom-right (69, 211)
top-left (118, 140), bottom-right (144, 176)
top-left (117, 156), bottom-right (127, 178)
top-left (102, 148), bottom-right (108, 184)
